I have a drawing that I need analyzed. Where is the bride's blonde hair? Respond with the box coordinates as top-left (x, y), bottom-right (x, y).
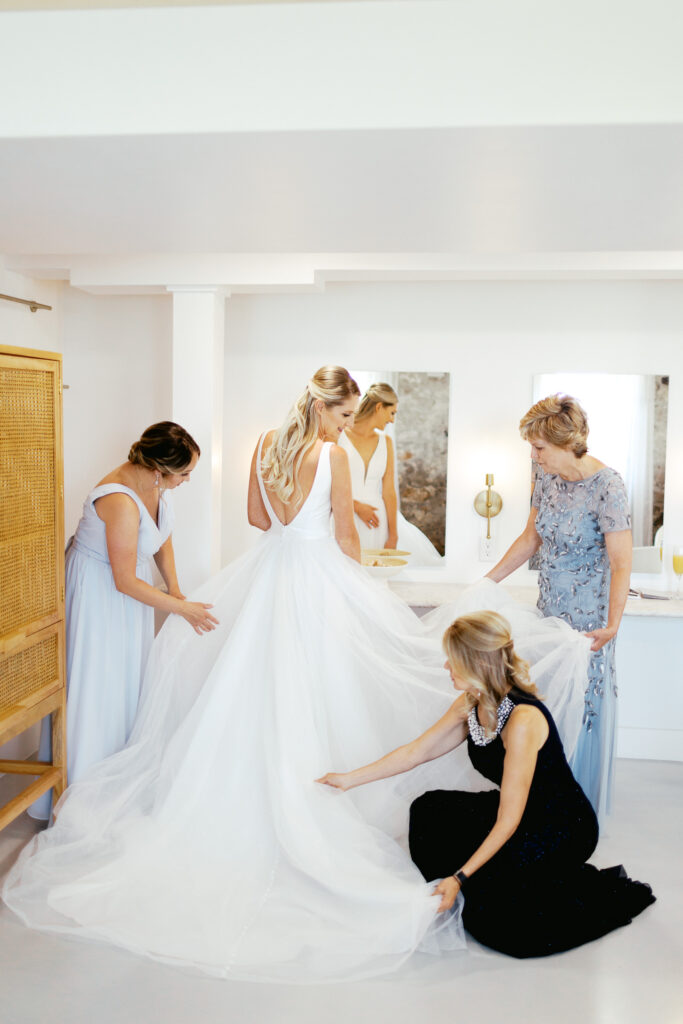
top-left (354, 382), bottom-right (398, 425)
top-left (261, 366), bottom-right (360, 503)
top-left (443, 611), bottom-right (540, 737)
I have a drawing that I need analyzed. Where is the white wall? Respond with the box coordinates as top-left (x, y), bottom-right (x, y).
top-left (222, 279), bottom-right (683, 588)
top-left (0, 264), bottom-right (63, 355)
top-left (1, 283), bottom-right (173, 760)
top-left (61, 288), bottom-right (173, 539)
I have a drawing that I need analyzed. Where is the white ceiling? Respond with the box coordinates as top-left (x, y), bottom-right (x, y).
top-left (1, 126), bottom-right (682, 256)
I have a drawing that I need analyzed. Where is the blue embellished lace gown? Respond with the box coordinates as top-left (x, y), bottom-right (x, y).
top-left (409, 690), bottom-right (655, 958)
top-left (532, 467), bottom-right (631, 819)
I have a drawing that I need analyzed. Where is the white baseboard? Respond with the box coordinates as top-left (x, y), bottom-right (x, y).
top-left (617, 727), bottom-right (683, 762)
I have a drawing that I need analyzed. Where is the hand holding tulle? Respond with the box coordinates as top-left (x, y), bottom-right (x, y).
top-left (315, 772), bottom-right (352, 791)
top-left (433, 876), bottom-right (461, 913)
top-left (177, 601), bottom-right (219, 635)
top-left (585, 626), bottom-right (616, 651)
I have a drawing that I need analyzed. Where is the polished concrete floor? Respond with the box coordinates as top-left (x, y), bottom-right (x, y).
top-left (0, 759), bottom-right (680, 1024)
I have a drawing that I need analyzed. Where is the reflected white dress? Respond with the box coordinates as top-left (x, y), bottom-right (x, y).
top-left (338, 431), bottom-right (442, 564)
top-left (29, 485), bottom-right (173, 820)
top-left (4, 441), bottom-right (590, 983)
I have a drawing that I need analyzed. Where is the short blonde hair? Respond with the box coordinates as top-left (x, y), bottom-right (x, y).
top-left (519, 394), bottom-right (589, 457)
top-left (443, 611), bottom-right (539, 737)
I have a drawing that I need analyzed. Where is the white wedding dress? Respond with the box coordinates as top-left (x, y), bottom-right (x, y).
top-left (3, 440), bottom-right (590, 983)
top-left (338, 431), bottom-right (442, 564)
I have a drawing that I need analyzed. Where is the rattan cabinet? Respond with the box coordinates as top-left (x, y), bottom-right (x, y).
top-left (0, 345), bottom-right (66, 829)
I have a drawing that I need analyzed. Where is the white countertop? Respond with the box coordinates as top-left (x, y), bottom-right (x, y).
top-left (388, 580), bottom-right (683, 618)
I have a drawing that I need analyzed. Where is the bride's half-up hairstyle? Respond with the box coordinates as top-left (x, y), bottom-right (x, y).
top-left (354, 382), bottom-right (398, 425)
top-left (443, 611), bottom-right (540, 738)
top-left (128, 421), bottom-right (200, 475)
top-left (261, 366), bottom-right (360, 503)
top-left (519, 394), bottom-right (589, 458)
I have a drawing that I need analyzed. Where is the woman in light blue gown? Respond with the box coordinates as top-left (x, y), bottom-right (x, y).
top-left (29, 421), bottom-right (217, 820)
top-left (486, 395), bottom-right (632, 821)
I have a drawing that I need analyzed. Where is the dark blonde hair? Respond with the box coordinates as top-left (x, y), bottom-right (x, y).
top-left (261, 366), bottom-right (360, 503)
top-left (354, 382), bottom-right (398, 425)
top-left (128, 422), bottom-right (200, 476)
top-left (443, 611), bottom-right (539, 737)
top-left (519, 394), bottom-right (589, 458)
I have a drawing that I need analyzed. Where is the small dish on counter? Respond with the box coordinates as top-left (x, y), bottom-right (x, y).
top-left (361, 554), bottom-right (408, 579)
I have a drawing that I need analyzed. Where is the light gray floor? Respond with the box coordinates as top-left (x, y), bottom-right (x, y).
top-left (1, 759), bottom-right (680, 1024)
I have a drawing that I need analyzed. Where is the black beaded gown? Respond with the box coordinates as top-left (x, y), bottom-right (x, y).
top-left (409, 689), bottom-right (655, 958)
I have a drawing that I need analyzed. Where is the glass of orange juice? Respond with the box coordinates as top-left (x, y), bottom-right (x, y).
top-left (673, 546), bottom-right (683, 598)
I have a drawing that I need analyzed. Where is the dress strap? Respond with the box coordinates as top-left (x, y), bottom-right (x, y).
top-left (256, 432), bottom-right (278, 526)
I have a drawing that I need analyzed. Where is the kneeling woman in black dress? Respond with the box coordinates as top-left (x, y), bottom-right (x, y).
top-left (317, 610), bottom-right (654, 958)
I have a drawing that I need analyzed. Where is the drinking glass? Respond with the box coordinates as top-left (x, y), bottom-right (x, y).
top-left (673, 546), bottom-right (683, 598)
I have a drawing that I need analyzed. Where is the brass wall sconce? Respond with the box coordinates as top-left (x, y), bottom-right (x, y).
top-left (474, 474), bottom-right (503, 539)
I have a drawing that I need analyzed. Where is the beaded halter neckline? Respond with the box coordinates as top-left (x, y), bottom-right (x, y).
top-left (467, 695), bottom-right (515, 746)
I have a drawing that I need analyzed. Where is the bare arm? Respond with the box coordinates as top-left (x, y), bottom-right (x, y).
top-left (247, 436), bottom-right (272, 531)
top-left (316, 696), bottom-right (469, 790)
top-left (330, 445), bottom-right (361, 562)
top-left (585, 529), bottom-right (632, 651)
top-left (95, 494), bottom-right (218, 634)
top-left (382, 436), bottom-right (399, 548)
top-left (153, 534), bottom-right (183, 598)
top-left (486, 507), bottom-right (541, 583)
top-left (433, 705), bottom-right (548, 911)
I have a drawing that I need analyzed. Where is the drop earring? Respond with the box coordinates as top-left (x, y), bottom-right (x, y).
top-left (154, 472), bottom-right (160, 488)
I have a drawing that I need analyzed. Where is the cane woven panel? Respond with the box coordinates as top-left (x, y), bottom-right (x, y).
top-left (0, 365), bottom-right (57, 636)
top-left (0, 632), bottom-right (59, 713)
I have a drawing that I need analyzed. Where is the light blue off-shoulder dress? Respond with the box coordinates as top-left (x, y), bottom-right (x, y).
top-left (29, 484), bottom-right (173, 819)
top-left (532, 467), bottom-right (631, 821)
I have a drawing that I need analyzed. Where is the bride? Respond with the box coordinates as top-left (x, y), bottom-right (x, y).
top-left (3, 367), bottom-right (590, 983)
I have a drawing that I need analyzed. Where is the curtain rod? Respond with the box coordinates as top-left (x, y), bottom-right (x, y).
top-left (0, 293), bottom-right (52, 313)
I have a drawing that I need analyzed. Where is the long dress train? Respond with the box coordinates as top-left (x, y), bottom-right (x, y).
top-left (3, 442), bottom-right (589, 982)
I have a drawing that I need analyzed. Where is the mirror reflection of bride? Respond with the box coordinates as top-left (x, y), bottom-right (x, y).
top-left (339, 382), bottom-right (442, 564)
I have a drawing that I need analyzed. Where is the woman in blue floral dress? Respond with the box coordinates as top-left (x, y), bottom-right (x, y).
top-left (486, 395), bottom-right (632, 820)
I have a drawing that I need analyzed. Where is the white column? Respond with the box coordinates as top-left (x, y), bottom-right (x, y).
top-left (169, 287), bottom-right (226, 592)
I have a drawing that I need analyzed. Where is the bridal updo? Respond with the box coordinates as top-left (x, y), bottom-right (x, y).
top-left (443, 611), bottom-right (539, 738)
top-left (354, 382), bottom-right (398, 425)
top-left (261, 366), bottom-right (360, 503)
top-left (128, 422), bottom-right (201, 476)
top-left (519, 394), bottom-right (589, 458)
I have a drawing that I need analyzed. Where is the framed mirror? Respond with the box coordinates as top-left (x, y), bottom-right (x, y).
top-left (347, 370), bottom-right (449, 565)
top-left (531, 373), bottom-right (668, 566)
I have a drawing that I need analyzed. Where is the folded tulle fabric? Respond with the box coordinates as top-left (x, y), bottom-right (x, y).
top-left (3, 472), bottom-right (590, 984)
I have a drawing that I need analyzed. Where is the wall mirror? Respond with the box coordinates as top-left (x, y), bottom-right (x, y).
top-left (348, 370), bottom-right (449, 564)
top-left (532, 373), bottom-right (668, 568)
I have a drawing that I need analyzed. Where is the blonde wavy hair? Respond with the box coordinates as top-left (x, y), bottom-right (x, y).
top-left (354, 382), bottom-right (398, 425)
top-left (519, 394), bottom-right (589, 458)
top-left (261, 366), bottom-right (360, 503)
top-left (443, 611), bottom-right (540, 737)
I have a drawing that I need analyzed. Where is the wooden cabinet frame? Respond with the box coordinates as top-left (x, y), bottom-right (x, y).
top-left (0, 344), bottom-right (67, 829)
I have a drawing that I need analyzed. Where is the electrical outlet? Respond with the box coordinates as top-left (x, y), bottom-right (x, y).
top-left (479, 536), bottom-right (496, 562)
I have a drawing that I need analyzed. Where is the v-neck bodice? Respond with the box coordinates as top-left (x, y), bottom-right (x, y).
top-left (339, 430), bottom-right (387, 502)
top-left (257, 436), bottom-right (333, 540)
top-left (71, 484), bottom-right (173, 566)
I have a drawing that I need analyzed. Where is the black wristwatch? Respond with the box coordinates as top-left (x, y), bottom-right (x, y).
top-left (453, 869), bottom-right (468, 887)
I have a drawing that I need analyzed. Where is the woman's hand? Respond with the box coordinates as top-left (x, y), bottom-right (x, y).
top-left (585, 625), bottom-right (617, 651)
top-left (385, 532), bottom-right (399, 550)
top-left (433, 876), bottom-right (461, 913)
top-left (315, 772), bottom-right (352, 791)
top-left (355, 502), bottom-right (380, 529)
top-left (168, 588), bottom-right (187, 601)
top-left (177, 601), bottom-right (219, 635)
